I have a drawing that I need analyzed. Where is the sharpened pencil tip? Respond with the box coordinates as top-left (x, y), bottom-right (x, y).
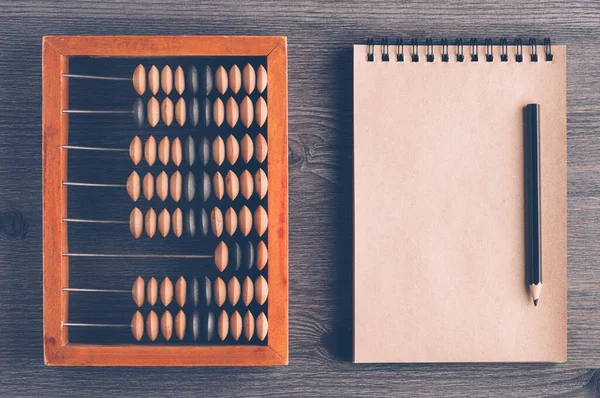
top-left (533, 299), bottom-right (538, 306)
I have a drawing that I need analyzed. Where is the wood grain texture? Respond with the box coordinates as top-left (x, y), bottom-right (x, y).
top-left (2, 0), bottom-right (600, 395)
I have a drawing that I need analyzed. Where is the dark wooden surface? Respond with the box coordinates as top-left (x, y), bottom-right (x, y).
top-left (1, 0), bottom-right (600, 396)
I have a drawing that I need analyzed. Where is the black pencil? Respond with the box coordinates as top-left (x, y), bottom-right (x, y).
top-left (526, 104), bottom-right (542, 306)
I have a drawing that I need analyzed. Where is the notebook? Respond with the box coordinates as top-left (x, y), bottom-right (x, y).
top-left (353, 38), bottom-right (566, 363)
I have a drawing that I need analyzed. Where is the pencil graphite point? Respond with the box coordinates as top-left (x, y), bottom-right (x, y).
top-left (533, 299), bottom-right (538, 306)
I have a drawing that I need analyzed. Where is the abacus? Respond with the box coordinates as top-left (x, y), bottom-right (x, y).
top-left (42, 36), bottom-right (288, 366)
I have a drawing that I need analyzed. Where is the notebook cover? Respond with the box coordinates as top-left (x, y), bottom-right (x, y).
top-left (353, 44), bottom-right (567, 363)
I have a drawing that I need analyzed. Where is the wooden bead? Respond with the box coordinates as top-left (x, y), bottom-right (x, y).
top-left (213, 171), bottom-right (224, 200)
top-left (225, 207), bottom-right (237, 236)
top-left (129, 136), bottom-right (142, 165)
top-left (175, 97), bottom-right (186, 126)
top-left (132, 276), bottom-right (145, 307)
top-left (172, 207), bottom-right (183, 237)
top-left (205, 311), bottom-right (216, 342)
top-left (189, 277), bottom-right (199, 307)
top-left (170, 170), bottom-right (182, 202)
top-left (229, 64), bottom-right (242, 94)
top-left (198, 136), bottom-right (210, 166)
top-left (197, 276), bottom-right (212, 307)
top-left (171, 137), bottom-right (182, 166)
top-left (144, 208), bottom-right (156, 238)
top-left (243, 240), bottom-right (254, 270)
top-left (133, 98), bottom-right (145, 128)
top-left (174, 66), bottom-right (185, 95)
top-left (158, 208), bottom-right (170, 237)
top-left (242, 276), bottom-right (253, 306)
top-left (240, 134), bottom-right (254, 163)
top-left (175, 276), bottom-right (186, 307)
top-left (215, 66), bottom-right (228, 95)
top-left (156, 171), bottom-right (168, 201)
top-left (189, 97), bottom-right (199, 127)
top-left (132, 64), bottom-right (146, 96)
top-left (212, 136), bottom-right (225, 166)
top-left (214, 277), bottom-right (226, 307)
top-left (226, 134), bottom-right (239, 165)
top-left (147, 96), bottom-right (160, 127)
top-left (226, 97), bottom-right (239, 128)
top-left (203, 65), bottom-right (213, 95)
top-left (146, 310), bottom-right (159, 341)
top-left (184, 136), bottom-right (195, 166)
top-left (228, 276), bottom-right (241, 306)
top-left (211, 207), bottom-right (223, 237)
top-left (217, 310), bottom-right (229, 341)
top-left (256, 312), bottom-right (268, 341)
top-left (126, 171), bottom-right (140, 202)
top-left (242, 64), bottom-right (256, 94)
top-left (226, 170), bottom-right (239, 200)
top-left (254, 205), bottom-right (268, 237)
top-left (203, 98), bottom-right (212, 127)
top-left (144, 136), bottom-right (157, 166)
top-left (129, 207), bottom-right (142, 239)
top-left (147, 277), bottom-right (158, 306)
top-left (161, 65), bottom-right (172, 94)
top-left (243, 311), bottom-right (255, 341)
top-left (200, 208), bottom-right (210, 237)
top-left (254, 133), bottom-right (268, 163)
top-left (238, 206), bottom-right (252, 237)
top-left (256, 240), bottom-right (268, 270)
top-left (161, 310), bottom-right (173, 341)
top-left (184, 208), bottom-right (196, 237)
top-left (200, 171), bottom-right (211, 202)
top-left (161, 97), bottom-right (173, 126)
top-left (131, 310), bottom-right (144, 341)
top-left (158, 136), bottom-right (170, 165)
top-left (187, 64), bottom-right (198, 95)
top-left (148, 65), bottom-right (160, 95)
top-left (254, 275), bottom-right (268, 305)
top-left (255, 96), bottom-right (267, 127)
top-left (257, 65), bottom-right (267, 93)
top-left (191, 310), bottom-right (200, 341)
top-left (175, 309), bottom-right (186, 340)
top-left (143, 172), bottom-right (154, 201)
top-left (229, 242), bottom-right (242, 271)
top-left (214, 241), bottom-right (228, 272)
top-left (230, 311), bottom-right (242, 341)
top-left (255, 169), bottom-right (268, 199)
top-left (240, 96), bottom-right (254, 128)
top-left (240, 170), bottom-right (254, 200)
top-left (183, 171), bottom-right (196, 202)
top-left (160, 277), bottom-right (173, 306)
top-left (213, 97), bottom-right (224, 127)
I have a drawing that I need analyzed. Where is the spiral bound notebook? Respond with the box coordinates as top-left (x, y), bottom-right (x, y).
top-left (353, 38), bottom-right (567, 363)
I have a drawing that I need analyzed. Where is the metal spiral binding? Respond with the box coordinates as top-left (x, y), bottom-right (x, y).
top-left (485, 38), bottom-right (494, 62)
top-left (381, 38), bottom-right (389, 62)
top-left (410, 39), bottom-right (419, 62)
top-left (500, 38), bottom-right (509, 62)
top-left (544, 38), bottom-right (553, 61)
top-left (529, 38), bottom-right (538, 62)
top-left (426, 38), bottom-right (434, 62)
top-left (470, 38), bottom-right (479, 62)
top-left (367, 38), bottom-right (374, 62)
top-left (441, 38), bottom-right (449, 62)
top-left (455, 38), bottom-right (464, 62)
top-left (514, 38), bottom-right (523, 62)
top-left (396, 38), bottom-right (404, 62)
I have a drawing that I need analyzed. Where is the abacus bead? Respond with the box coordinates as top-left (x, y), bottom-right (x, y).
top-left (132, 64), bottom-right (146, 96)
top-left (256, 312), bottom-right (268, 341)
top-left (145, 208), bottom-right (156, 238)
top-left (158, 136), bottom-right (170, 165)
top-left (160, 277), bottom-right (173, 306)
top-left (243, 311), bottom-right (255, 341)
top-left (254, 134), bottom-right (268, 163)
top-left (255, 96), bottom-right (267, 127)
top-left (147, 97), bottom-right (160, 127)
top-left (254, 205), bottom-right (268, 237)
top-left (240, 170), bottom-right (253, 200)
top-left (212, 136), bottom-right (225, 166)
top-left (214, 241), bottom-right (228, 271)
top-left (184, 208), bottom-right (196, 237)
top-left (240, 96), bottom-right (254, 128)
top-left (156, 171), bottom-right (168, 201)
top-left (184, 171), bottom-right (196, 202)
top-left (203, 98), bottom-right (212, 127)
top-left (184, 136), bottom-right (195, 166)
top-left (243, 240), bottom-right (255, 270)
top-left (238, 206), bottom-right (252, 237)
top-left (226, 134), bottom-right (239, 165)
top-left (143, 172), bottom-right (154, 201)
top-left (132, 276), bottom-right (145, 307)
top-left (198, 137), bottom-right (210, 166)
top-left (200, 171), bottom-right (211, 202)
top-left (229, 64), bottom-right (242, 94)
top-left (189, 97), bottom-right (200, 127)
top-left (213, 98), bottom-right (224, 127)
top-left (189, 277), bottom-right (200, 307)
top-left (225, 207), bottom-right (237, 236)
top-left (203, 65), bottom-right (213, 95)
top-left (254, 275), bottom-right (269, 305)
top-left (199, 208), bottom-right (210, 237)
top-left (213, 171), bottom-right (224, 200)
top-left (187, 64), bottom-right (198, 95)
top-left (211, 207), bottom-right (223, 237)
top-left (148, 65), bottom-right (160, 95)
top-left (242, 276), bottom-right (254, 306)
top-left (191, 310), bottom-right (200, 341)
top-left (133, 98), bottom-right (145, 128)
top-left (230, 311), bottom-right (242, 341)
top-left (226, 97), bottom-right (239, 128)
top-left (201, 276), bottom-right (212, 307)
top-left (215, 66), bottom-right (228, 94)
top-left (170, 170), bottom-right (182, 202)
top-left (147, 310), bottom-right (159, 341)
top-left (172, 208), bottom-right (183, 238)
top-left (131, 311), bottom-right (144, 341)
top-left (240, 134), bottom-right (253, 163)
top-left (175, 97), bottom-right (186, 126)
top-left (228, 277), bottom-right (241, 306)
top-left (218, 310), bottom-right (229, 341)
top-left (174, 66), bottom-right (185, 95)
top-left (257, 65), bottom-right (267, 93)
top-left (175, 277), bottom-right (186, 307)
top-left (129, 208), bottom-right (143, 239)
top-left (255, 169), bottom-right (268, 199)
top-left (175, 309), bottom-right (186, 340)
top-left (161, 310), bottom-right (173, 341)
top-left (161, 65), bottom-right (173, 95)
top-left (256, 240), bottom-right (268, 270)
top-left (205, 311), bottom-right (216, 342)
top-left (147, 277), bottom-right (158, 306)
top-left (229, 242), bottom-right (242, 271)
top-left (225, 170), bottom-right (239, 200)
top-left (171, 137), bottom-right (183, 166)
top-left (161, 97), bottom-right (174, 126)
top-left (242, 64), bottom-right (256, 94)
top-left (214, 277), bottom-right (226, 307)
top-left (144, 136), bottom-right (157, 166)
top-left (158, 208), bottom-right (170, 237)
top-left (126, 171), bottom-right (140, 202)
top-left (130, 136), bottom-right (142, 165)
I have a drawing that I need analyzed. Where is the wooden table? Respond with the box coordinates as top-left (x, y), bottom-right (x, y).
top-left (1, 0), bottom-right (599, 395)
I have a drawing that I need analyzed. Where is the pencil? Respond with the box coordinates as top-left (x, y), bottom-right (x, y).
top-left (526, 104), bottom-right (542, 306)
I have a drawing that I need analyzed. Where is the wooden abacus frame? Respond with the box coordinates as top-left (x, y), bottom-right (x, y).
top-left (42, 36), bottom-right (288, 366)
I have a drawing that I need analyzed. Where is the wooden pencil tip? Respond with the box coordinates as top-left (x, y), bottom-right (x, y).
top-left (533, 299), bottom-right (538, 306)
